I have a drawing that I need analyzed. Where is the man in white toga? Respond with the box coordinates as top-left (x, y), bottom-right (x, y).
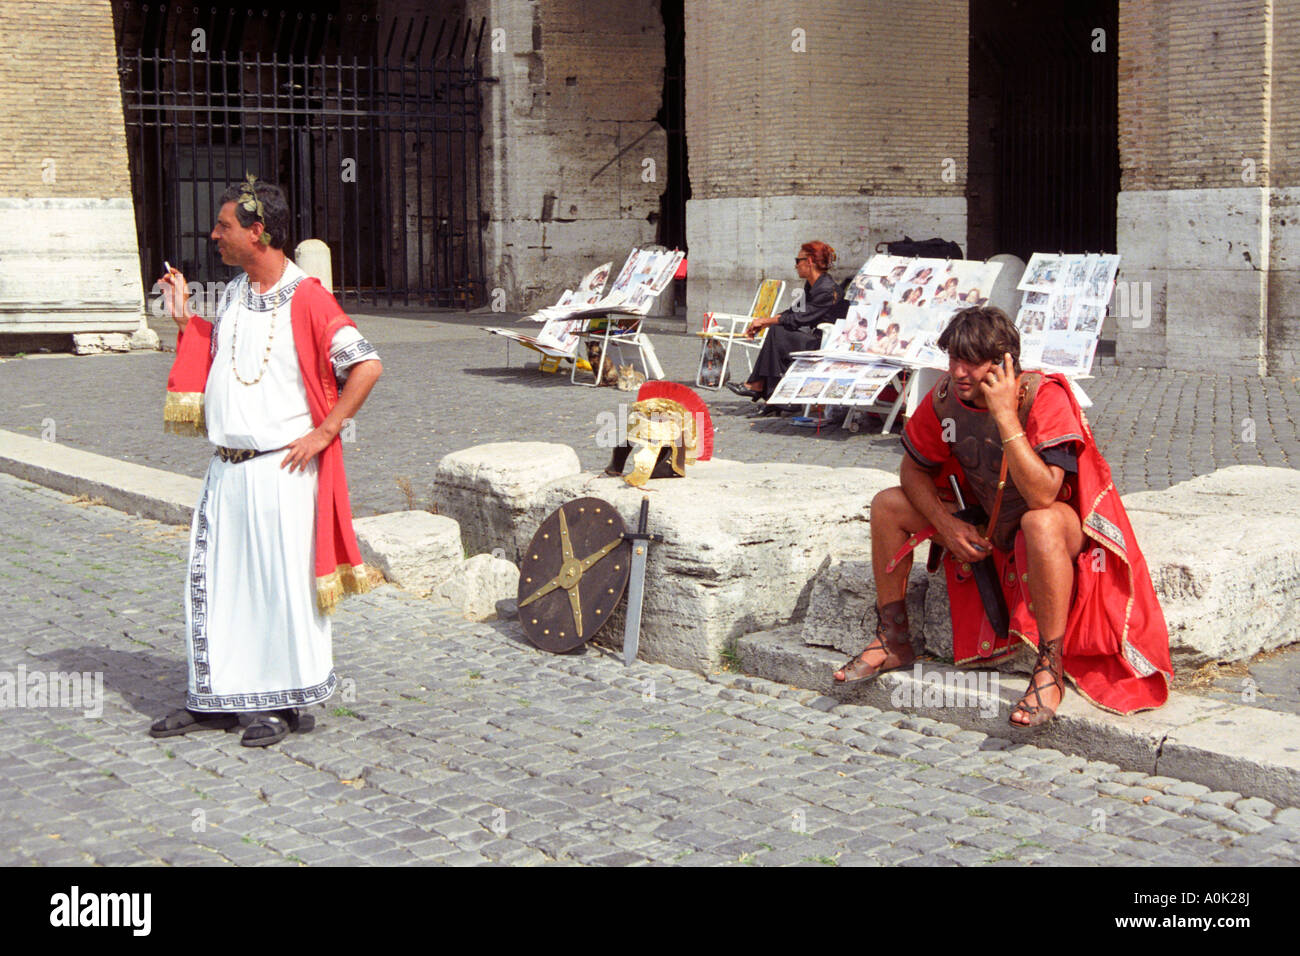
top-left (151, 176), bottom-right (382, 747)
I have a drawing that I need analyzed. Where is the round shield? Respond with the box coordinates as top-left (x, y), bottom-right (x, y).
top-left (517, 497), bottom-right (631, 653)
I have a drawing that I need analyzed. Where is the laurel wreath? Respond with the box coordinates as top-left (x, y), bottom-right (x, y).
top-left (238, 173), bottom-right (272, 245)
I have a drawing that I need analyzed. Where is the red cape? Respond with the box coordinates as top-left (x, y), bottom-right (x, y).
top-left (164, 277), bottom-right (370, 613)
top-left (926, 373), bottom-right (1172, 714)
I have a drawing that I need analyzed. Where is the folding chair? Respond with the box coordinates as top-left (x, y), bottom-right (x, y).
top-left (570, 314), bottom-right (665, 387)
top-left (693, 278), bottom-right (786, 390)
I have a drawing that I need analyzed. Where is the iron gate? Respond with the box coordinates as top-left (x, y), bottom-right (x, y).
top-left (114, 3), bottom-right (486, 309)
top-left (968, 0), bottom-right (1119, 261)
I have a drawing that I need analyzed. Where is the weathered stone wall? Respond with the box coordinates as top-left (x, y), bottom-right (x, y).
top-left (683, 0), bottom-right (968, 315)
top-left (1117, 0), bottom-right (1295, 373)
top-left (0, 0), bottom-right (146, 338)
top-left (469, 0), bottom-right (668, 312)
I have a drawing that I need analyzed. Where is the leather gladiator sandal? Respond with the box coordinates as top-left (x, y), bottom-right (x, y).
top-left (833, 600), bottom-right (916, 683)
top-left (1010, 637), bottom-right (1065, 728)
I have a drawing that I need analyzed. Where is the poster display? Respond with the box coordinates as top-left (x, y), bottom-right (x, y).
top-left (1014, 253), bottom-right (1119, 375)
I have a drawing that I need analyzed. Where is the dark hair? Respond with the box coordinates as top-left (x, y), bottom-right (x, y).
top-left (219, 178), bottom-right (291, 250)
top-left (937, 306), bottom-right (1020, 370)
top-left (800, 241), bottom-right (836, 272)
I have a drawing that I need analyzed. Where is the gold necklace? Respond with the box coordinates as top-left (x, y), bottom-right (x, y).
top-left (231, 259), bottom-right (288, 386)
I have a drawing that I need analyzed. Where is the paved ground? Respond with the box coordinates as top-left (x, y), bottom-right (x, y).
top-left (2, 473), bottom-right (1299, 866)
top-left (1, 309), bottom-right (1297, 520)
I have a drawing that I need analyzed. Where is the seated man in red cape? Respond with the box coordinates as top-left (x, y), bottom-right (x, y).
top-left (833, 306), bottom-right (1171, 726)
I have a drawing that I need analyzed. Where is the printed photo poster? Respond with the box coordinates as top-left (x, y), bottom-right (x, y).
top-left (768, 373), bottom-right (806, 404)
top-left (820, 376), bottom-right (858, 402)
top-left (622, 250), bottom-right (662, 292)
top-left (945, 259), bottom-right (1001, 307)
top-left (894, 259), bottom-right (945, 307)
top-left (1019, 253), bottom-right (1064, 293)
top-left (1062, 254), bottom-right (1092, 293)
top-left (1073, 302), bottom-right (1106, 335)
top-left (1080, 254), bottom-right (1120, 306)
top-left (822, 299), bottom-right (886, 354)
top-left (795, 376), bottom-right (831, 401)
top-left (865, 301), bottom-right (931, 361)
top-left (608, 248), bottom-right (645, 295)
top-left (1040, 331), bottom-right (1099, 376)
top-left (1047, 293), bottom-right (1076, 331)
top-left (904, 305), bottom-right (961, 368)
top-left (1015, 306), bottom-right (1047, 334)
top-left (535, 316), bottom-right (585, 354)
top-left (648, 250), bottom-right (686, 293)
top-left (846, 254), bottom-right (909, 302)
top-left (841, 362), bottom-right (900, 406)
top-left (578, 261), bottom-right (613, 297)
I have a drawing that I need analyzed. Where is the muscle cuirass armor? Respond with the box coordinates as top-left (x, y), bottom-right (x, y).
top-left (931, 372), bottom-right (1042, 552)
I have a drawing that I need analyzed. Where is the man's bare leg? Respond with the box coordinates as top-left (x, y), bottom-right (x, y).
top-left (1011, 501), bottom-right (1084, 725)
top-left (832, 487), bottom-right (932, 681)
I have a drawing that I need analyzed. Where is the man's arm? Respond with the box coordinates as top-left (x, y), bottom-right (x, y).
top-left (281, 358), bottom-right (382, 472)
top-left (899, 455), bottom-right (992, 563)
top-left (979, 354), bottom-right (1065, 510)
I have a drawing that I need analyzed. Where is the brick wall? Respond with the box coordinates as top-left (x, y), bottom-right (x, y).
top-left (471, 0), bottom-right (667, 310)
top-left (685, 0), bottom-right (968, 200)
top-left (1119, 0), bottom-right (1271, 191)
top-left (1269, 1), bottom-right (1300, 189)
top-left (0, 0), bottom-right (131, 198)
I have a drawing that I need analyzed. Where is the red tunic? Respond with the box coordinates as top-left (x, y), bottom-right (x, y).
top-left (900, 373), bottom-right (1172, 714)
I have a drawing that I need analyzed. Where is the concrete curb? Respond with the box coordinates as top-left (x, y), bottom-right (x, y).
top-left (0, 428), bottom-right (198, 526)
top-left (738, 626), bottom-right (1300, 808)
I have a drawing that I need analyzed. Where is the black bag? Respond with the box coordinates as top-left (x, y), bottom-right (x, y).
top-left (876, 236), bottom-right (964, 260)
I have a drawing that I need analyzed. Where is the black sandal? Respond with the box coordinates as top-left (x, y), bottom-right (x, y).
top-left (149, 708), bottom-right (239, 738)
top-left (1010, 639), bottom-right (1065, 728)
top-left (240, 708), bottom-right (300, 748)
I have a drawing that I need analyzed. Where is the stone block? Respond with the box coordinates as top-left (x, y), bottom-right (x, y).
top-left (353, 511), bottom-right (463, 592)
top-left (129, 326), bottom-right (161, 351)
top-left (432, 553), bottom-right (521, 622)
top-left (520, 457), bottom-right (897, 670)
top-left (1123, 466), bottom-right (1300, 664)
top-left (800, 557), bottom-right (931, 657)
top-left (432, 442), bottom-right (583, 561)
top-left (71, 332), bottom-right (132, 354)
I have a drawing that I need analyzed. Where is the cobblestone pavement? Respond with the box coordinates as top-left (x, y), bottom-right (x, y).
top-left (0, 310), bottom-right (1297, 519)
top-left (3, 474), bottom-right (1297, 866)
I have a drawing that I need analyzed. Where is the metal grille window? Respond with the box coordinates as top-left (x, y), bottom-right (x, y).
top-left (114, 3), bottom-right (486, 309)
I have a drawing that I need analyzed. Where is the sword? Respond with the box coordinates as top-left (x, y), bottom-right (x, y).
top-left (622, 496), bottom-right (663, 666)
top-left (947, 476), bottom-right (1010, 639)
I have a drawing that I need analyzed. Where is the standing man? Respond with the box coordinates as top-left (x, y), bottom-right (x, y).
top-left (151, 175), bottom-right (382, 747)
top-left (833, 306), bottom-right (1170, 726)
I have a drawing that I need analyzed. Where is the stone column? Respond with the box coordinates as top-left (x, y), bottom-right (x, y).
top-left (0, 0), bottom-right (153, 350)
top-left (467, 0), bottom-right (668, 313)
top-left (683, 0), bottom-right (968, 314)
top-left (1117, 0), bottom-right (1296, 374)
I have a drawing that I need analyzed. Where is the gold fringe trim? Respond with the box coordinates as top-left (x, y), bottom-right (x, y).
top-left (164, 392), bottom-right (206, 436)
top-left (316, 563), bottom-right (373, 615)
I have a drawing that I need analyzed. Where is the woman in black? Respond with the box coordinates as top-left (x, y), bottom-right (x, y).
top-left (728, 240), bottom-right (842, 409)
